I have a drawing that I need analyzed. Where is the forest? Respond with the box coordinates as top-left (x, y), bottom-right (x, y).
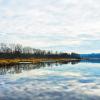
top-left (0, 43), bottom-right (81, 59)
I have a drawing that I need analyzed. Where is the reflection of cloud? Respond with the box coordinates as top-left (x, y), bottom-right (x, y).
top-left (0, 62), bottom-right (100, 100)
top-left (9, 69), bottom-right (82, 81)
top-left (0, 68), bottom-right (100, 100)
top-left (60, 72), bottom-right (81, 77)
top-left (0, 75), bottom-right (100, 100)
top-left (85, 89), bottom-right (100, 97)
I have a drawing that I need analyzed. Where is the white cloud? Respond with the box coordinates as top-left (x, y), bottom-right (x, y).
top-left (0, 0), bottom-right (100, 53)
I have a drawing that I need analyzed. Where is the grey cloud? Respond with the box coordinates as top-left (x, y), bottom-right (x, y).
top-left (0, 0), bottom-right (100, 53)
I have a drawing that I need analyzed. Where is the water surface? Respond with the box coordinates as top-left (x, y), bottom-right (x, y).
top-left (0, 60), bottom-right (100, 100)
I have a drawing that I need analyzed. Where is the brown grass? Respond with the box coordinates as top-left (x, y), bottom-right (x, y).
top-left (0, 58), bottom-right (79, 65)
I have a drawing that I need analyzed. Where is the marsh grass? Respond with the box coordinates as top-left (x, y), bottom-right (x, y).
top-left (0, 58), bottom-right (80, 65)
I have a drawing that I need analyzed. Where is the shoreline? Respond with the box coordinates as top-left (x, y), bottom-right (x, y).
top-left (0, 58), bottom-right (81, 65)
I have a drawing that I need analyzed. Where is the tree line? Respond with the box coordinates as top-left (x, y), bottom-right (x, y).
top-left (0, 43), bottom-right (81, 59)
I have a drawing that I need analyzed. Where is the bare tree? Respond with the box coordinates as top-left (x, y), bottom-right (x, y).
top-left (15, 44), bottom-right (22, 54)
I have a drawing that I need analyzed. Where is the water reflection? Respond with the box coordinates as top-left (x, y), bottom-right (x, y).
top-left (81, 59), bottom-right (100, 64)
top-left (0, 60), bottom-right (80, 75)
top-left (0, 60), bottom-right (100, 100)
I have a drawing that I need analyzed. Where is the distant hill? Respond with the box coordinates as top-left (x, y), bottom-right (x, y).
top-left (81, 53), bottom-right (100, 59)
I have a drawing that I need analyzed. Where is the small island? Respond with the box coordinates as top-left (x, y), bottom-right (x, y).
top-left (0, 43), bottom-right (81, 65)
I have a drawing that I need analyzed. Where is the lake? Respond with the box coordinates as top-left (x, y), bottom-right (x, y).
top-left (0, 60), bottom-right (100, 100)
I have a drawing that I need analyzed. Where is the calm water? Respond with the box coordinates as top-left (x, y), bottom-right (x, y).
top-left (0, 60), bottom-right (100, 100)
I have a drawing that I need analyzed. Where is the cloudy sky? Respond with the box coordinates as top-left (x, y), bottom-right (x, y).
top-left (0, 0), bottom-right (100, 53)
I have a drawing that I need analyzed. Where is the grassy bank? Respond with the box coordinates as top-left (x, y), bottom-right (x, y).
top-left (0, 58), bottom-right (81, 65)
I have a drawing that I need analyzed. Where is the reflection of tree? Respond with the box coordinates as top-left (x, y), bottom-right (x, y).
top-left (0, 60), bottom-right (81, 75)
top-left (71, 60), bottom-right (81, 65)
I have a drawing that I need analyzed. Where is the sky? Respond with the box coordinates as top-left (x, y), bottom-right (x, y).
top-left (0, 0), bottom-right (100, 53)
